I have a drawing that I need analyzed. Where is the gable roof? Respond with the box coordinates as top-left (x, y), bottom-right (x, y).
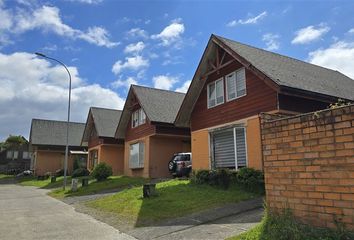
top-left (115, 85), bottom-right (185, 139)
top-left (30, 119), bottom-right (86, 147)
top-left (215, 35), bottom-right (354, 100)
top-left (82, 107), bottom-right (122, 142)
top-left (175, 34), bottom-right (354, 127)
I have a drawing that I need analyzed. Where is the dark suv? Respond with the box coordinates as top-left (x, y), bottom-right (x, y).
top-left (168, 153), bottom-right (192, 177)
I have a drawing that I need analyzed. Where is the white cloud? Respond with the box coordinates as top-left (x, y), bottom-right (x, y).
top-left (348, 28), bottom-right (354, 34)
top-left (227, 11), bottom-right (267, 27)
top-left (0, 51), bottom-right (124, 140)
top-left (1, 5), bottom-right (118, 48)
top-left (151, 19), bottom-right (185, 46)
top-left (291, 24), bottom-right (330, 44)
top-left (175, 80), bottom-right (191, 93)
top-left (308, 41), bottom-right (354, 79)
top-left (68, 0), bottom-right (103, 4)
top-left (124, 41), bottom-right (145, 54)
top-left (126, 27), bottom-right (148, 39)
top-left (153, 75), bottom-right (178, 90)
top-left (262, 33), bottom-right (280, 51)
top-left (111, 76), bottom-right (137, 90)
top-left (112, 55), bottom-right (149, 75)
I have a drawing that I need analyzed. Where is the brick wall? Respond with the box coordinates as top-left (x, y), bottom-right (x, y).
top-left (261, 104), bottom-right (354, 230)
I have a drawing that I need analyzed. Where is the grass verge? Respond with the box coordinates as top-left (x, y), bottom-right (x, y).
top-left (86, 179), bottom-right (260, 227)
top-left (0, 174), bottom-right (14, 180)
top-left (18, 176), bottom-right (72, 189)
top-left (49, 176), bottom-right (146, 198)
top-left (227, 209), bottom-right (354, 240)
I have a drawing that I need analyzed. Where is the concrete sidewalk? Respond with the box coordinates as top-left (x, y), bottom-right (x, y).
top-left (0, 183), bottom-right (135, 240)
top-left (127, 197), bottom-right (263, 240)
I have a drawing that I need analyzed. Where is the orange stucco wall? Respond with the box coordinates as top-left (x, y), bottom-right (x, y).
top-left (124, 136), bottom-right (150, 178)
top-left (191, 130), bottom-right (210, 170)
top-left (149, 135), bottom-right (191, 178)
top-left (99, 145), bottom-right (124, 175)
top-left (34, 150), bottom-right (74, 176)
top-left (191, 116), bottom-right (263, 171)
top-left (124, 135), bottom-right (191, 178)
top-left (246, 117), bottom-right (263, 170)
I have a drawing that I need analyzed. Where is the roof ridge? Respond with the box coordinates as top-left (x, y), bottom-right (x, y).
top-left (90, 106), bottom-right (122, 112)
top-left (32, 118), bottom-right (85, 125)
top-left (213, 34), bottom-right (348, 77)
top-left (132, 84), bottom-right (186, 95)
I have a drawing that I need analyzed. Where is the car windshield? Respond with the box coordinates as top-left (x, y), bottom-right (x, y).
top-left (173, 155), bottom-right (190, 161)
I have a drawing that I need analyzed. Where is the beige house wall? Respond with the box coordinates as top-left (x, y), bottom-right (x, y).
top-left (34, 150), bottom-right (74, 176)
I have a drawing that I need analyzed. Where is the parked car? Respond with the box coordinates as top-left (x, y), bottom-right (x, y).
top-left (168, 152), bottom-right (192, 177)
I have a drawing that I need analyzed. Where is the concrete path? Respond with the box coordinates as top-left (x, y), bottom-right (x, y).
top-left (126, 198), bottom-right (264, 240)
top-left (0, 183), bottom-right (136, 240)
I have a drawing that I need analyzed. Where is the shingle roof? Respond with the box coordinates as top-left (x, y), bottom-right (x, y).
top-left (90, 107), bottom-right (122, 137)
top-left (81, 107), bottom-right (122, 142)
top-left (215, 35), bottom-right (354, 100)
top-left (132, 85), bottom-right (185, 123)
top-left (115, 85), bottom-right (185, 139)
top-left (30, 119), bottom-right (86, 147)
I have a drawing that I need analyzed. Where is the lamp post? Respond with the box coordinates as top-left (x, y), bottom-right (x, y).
top-left (35, 52), bottom-right (71, 190)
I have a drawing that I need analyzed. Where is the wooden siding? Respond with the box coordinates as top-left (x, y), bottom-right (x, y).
top-left (155, 124), bottom-right (190, 136)
top-left (278, 94), bottom-right (330, 113)
top-left (125, 99), bottom-right (156, 142)
top-left (191, 61), bottom-right (278, 131)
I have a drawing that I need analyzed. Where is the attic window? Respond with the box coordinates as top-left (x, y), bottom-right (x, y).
top-left (207, 78), bottom-right (224, 108)
top-left (132, 108), bottom-right (146, 128)
top-left (226, 68), bottom-right (246, 101)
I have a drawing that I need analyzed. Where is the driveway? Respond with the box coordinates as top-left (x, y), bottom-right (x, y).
top-left (0, 183), bottom-right (135, 240)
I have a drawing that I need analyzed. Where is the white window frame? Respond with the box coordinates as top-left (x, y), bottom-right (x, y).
top-left (226, 68), bottom-right (247, 102)
top-left (131, 108), bottom-right (146, 128)
top-left (233, 127), bottom-right (248, 170)
top-left (207, 78), bottom-right (224, 109)
top-left (129, 142), bottom-right (144, 169)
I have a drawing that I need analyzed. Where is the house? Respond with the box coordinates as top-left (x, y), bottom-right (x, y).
top-left (29, 119), bottom-right (87, 176)
top-left (175, 34), bottom-right (354, 171)
top-left (81, 107), bottom-right (123, 175)
top-left (0, 137), bottom-right (31, 174)
top-left (115, 85), bottom-right (191, 178)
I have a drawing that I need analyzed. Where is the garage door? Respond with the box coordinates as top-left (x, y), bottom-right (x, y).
top-left (212, 127), bottom-right (247, 169)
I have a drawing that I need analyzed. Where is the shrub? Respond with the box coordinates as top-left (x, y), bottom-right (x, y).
top-left (193, 169), bottom-right (231, 189)
top-left (72, 168), bottom-right (90, 178)
top-left (55, 169), bottom-right (64, 177)
top-left (91, 163), bottom-right (112, 181)
top-left (237, 168), bottom-right (264, 193)
top-left (73, 158), bottom-right (80, 171)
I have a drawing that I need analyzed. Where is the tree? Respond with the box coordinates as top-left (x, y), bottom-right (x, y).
top-left (2, 135), bottom-right (28, 150)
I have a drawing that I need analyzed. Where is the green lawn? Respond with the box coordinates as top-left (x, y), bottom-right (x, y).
top-left (49, 176), bottom-right (146, 198)
top-left (0, 174), bottom-right (14, 180)
top-left (18, 176), bottom-right (73, 189)
top-left (86, 179), bottom-right (260, 227)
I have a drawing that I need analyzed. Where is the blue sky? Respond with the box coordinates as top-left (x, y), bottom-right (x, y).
top-left (1, 0), bottom-right (354, 140)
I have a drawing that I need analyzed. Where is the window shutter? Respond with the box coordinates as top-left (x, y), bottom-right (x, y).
top-left (139, 142), bottom-right (144, 168)
top-left (226, 73), bottom-right (236, 100)
top-left (216, 79), bottom-right (224, 104)
top-left (213, 129), bottom-right (235, 168)
top-left (235, 128), bottom-right (247, 168)
top-left (236, 68), bottom-right (246, 97)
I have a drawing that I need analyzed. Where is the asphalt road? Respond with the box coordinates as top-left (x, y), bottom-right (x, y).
top-left (0, 183), bottom-right (136, 240)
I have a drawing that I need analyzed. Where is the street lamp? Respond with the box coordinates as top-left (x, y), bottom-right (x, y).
top-left (35, 52), bottom-right (72, 190)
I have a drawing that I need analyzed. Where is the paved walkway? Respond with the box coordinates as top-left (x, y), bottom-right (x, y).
top-left (0, 183), bottom-right (135, 240)
top-left (126, 198), bottom-right (263, 240)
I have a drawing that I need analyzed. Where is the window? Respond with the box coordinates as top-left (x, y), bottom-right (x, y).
top-left (211, 127), bottom-right (247, 170)
top-left (208, 78), bottom-right (224, 108)
top-left (132, 108), bottom-right (146, 128)
top-left (6, 150), bottom-right (13, 159)
top-left (129, 142), bottom-right (144, 169)
top-left (22, 151), bottom-right (30, 159)
top-left (226, 68), bottom-right (246, 101)
top-left (89, 150), bottom-right (98, 169)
